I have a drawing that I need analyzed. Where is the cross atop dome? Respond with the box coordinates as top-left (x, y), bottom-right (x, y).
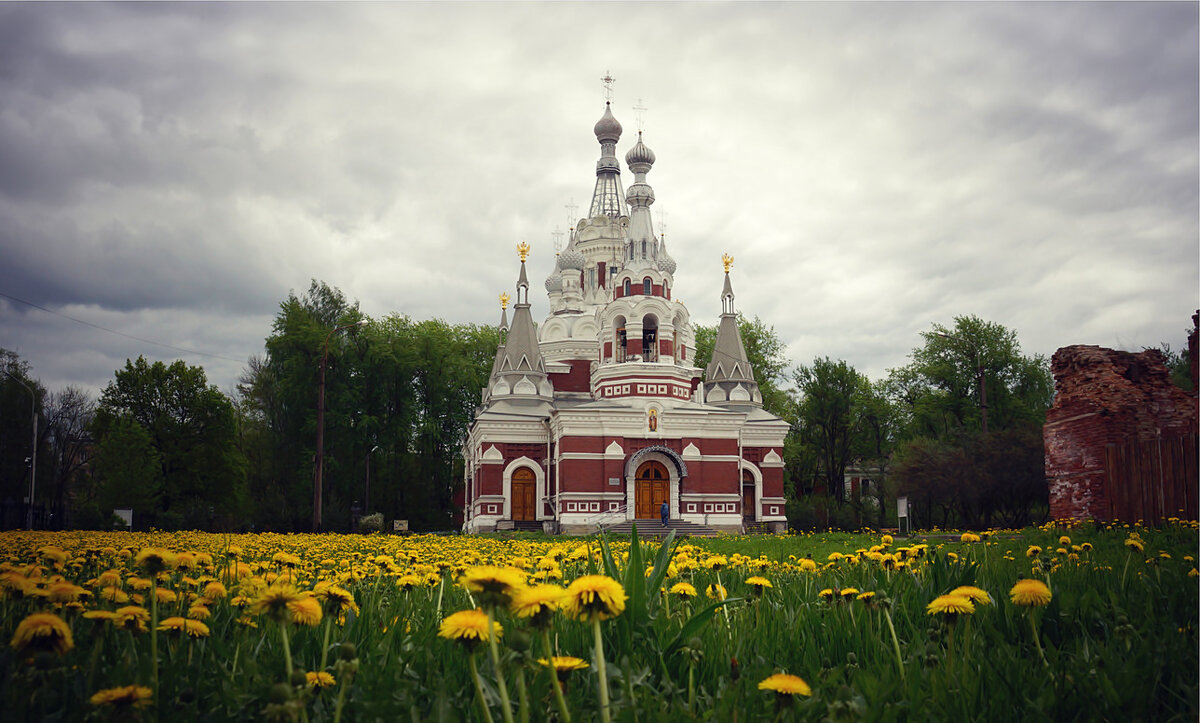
top-left (601, 71), bottom-right (616, 102)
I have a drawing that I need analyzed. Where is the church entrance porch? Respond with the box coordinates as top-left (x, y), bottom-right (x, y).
top-left (634, 461), bottom-right (670, 519)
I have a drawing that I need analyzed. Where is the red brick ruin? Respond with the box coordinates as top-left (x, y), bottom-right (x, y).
top-left (1044, 320), bottom-right (1199, 522)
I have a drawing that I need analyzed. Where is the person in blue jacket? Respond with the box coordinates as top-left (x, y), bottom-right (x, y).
top-left (660, 499), bottom-right (669, 526)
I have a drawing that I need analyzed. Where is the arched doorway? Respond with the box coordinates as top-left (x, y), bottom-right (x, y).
top-left (635, 461), bottom-right (670, 519)
top-left (742, 469), bottom-right (756, 522)
top-left (511, 467), bottom-right (537, 521)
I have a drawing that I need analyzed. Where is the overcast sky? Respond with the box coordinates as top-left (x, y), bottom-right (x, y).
top-left (1, 2), bottom-right (1196, 399)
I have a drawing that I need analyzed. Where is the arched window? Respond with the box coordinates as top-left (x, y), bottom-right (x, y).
top-left (623, 279), bottom-right (631, 296)
top-left (643, 278), bottom-right (652, 295)
top-left (641, 240), bottom-right (647, 257)
top-left (663, 282), bottom-right (669, 298)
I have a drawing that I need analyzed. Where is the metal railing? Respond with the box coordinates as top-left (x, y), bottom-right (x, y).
top-left (580, 501), bottom-right (630, 531)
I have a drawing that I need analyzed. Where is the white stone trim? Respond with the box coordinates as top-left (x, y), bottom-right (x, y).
top-left (626, 450), bottom-right (681, 522)
top-left (740, 459), bottom-right (763, 521)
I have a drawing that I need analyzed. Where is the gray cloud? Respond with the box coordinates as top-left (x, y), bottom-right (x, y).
top-left (0, 2), bottom-right (1195, 396)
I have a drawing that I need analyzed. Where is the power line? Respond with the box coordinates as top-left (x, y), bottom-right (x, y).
top-left (0, 290), bottom-right (248, 364)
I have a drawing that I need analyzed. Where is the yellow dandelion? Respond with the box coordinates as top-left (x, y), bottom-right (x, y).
top-left (287, 595), bottom-right (323, 627)
top-left (438, 608), bottom-right (500, 649)
top-left (1009, 579), bottom-right (1052, 607)
top-left (706, 583), bottom-right (728, 601)
top-left (758, 673), bottom-right (812, 697)
top-left (668, 582), bottom-right (697, 598)
top-left (927, 594), bottom-right (975, 615)
top-left (461, 565), bottom-right (526, 608)
top-left (563, 575), bottom-right (627, 622)
top-left (89, 685), bottom-right (153, 708)
top-left (10, 612), bottom-right (74, 656)
top-left (157, 617), bottom-right (210, 638)
top-left (134, 548), bottom-right (176, 575)
top-left (250, 584), bottom-right (302, 622)
top-left (306, 671), bottom-right (336, 689)
top-left (949, 586), bottom-right (992, 605)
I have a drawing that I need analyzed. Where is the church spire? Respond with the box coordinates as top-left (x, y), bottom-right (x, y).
top-left (588, 75), bottom-right (626, 219)
top-left (485, 244), bottom-right (552, 404)
top-left (703, 255), bottom-right (762, 407)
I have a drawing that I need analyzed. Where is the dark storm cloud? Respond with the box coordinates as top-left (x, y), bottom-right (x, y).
top-left (0, 2), bottom-right (1195, 394)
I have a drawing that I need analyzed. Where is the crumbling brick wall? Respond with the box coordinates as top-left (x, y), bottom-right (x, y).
top-left (1044, 345), bottom-right (1198, 521)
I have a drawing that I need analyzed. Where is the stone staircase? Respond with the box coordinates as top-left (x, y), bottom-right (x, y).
top-left (742, 521), bottom-right (774, 535)
top-left (511, 520), bottom-right (543, 533)
top-left (599, 519), bottom-right (720, 538)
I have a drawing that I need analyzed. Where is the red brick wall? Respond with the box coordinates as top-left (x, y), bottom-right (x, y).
top-left (550, 359), bottom-right (592, 393)
top-left (1045, 344), bottom-right (1198, 521)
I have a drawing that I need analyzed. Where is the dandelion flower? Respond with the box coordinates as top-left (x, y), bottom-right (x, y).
top-left (286, 595), bottom-right (323, 627)
top-left (706, 583), bottom-right (728, 601)
top-left (157, 617), bottom-right (210, 638)
top-left (1025, 546), bottom-right (1042, 559)
top-left (818, 588), bottom-right (835, 602)
top-left (840, 587), bottom-right (860, 600)
top-left (134, 548), bottom-right (176, 575)
top-left (799, 559), bottom-right (818, 573)
top-left (461, 565), bottom-right (526, 609)
top-left (881, 534), bottom-right (894, 545)
top-left (511, 584), bottom-right (565, 627)
top-left (306, 671), bottom-right (336, 689)
top-left (949, 586), bottom-right (992, 605)
top-left (563, 575), bottom-right (627, 622)
top-left (668, 582), bottom-right (697, 598)
top-left (10, 612), bottom-right (74, 656)
top-left (927, 594), bottom-right (975, 615)
top-left (89, 685), bottom-right (153, 709)
top-left (745, 576), bottom-right (773, 589)
top-left (1009, 579), bottom-right (1052, 607)
top-left (1124, 538), bottom-right (1144, 553)
top-left (438, 608), bottom-right (500, 649)
top-left (539, 655), bottom-right (589, 676)
top-left (314, 585), bottom-right (358, 616)
top-left (202, 581), bottom-right (227, 601)
top-left (758, 673), bottom-right (812, 697)
top-left (250, 584), bottom-right (303, 622)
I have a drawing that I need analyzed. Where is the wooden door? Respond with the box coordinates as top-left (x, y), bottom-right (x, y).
top-left (635, 461), bottom-right (669, 519)
top-left (512, 468), bottom-right (536, 521)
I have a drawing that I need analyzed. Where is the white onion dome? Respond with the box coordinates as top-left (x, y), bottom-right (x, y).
top-left (659, 247), bottom-right (677, 275)
top-left (559, 244), bottom-right (586, 271)
top-left (625, 133), bottom-right (656, 169)
top-left (544, 265), bottom-right (562, 292)
top-left (593, 103), bottom-right (623, 143)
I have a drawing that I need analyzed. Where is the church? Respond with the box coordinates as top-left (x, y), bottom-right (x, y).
top-left (462, 98), bottom-right (789, 535)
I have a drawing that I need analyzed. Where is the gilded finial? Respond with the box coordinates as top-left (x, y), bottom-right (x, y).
top-left (722, 253), bottom-right (734, 273)
top-left (499, 292), bottom-right (510, 310)
top-left (517, 242), bottom-right (530, 262)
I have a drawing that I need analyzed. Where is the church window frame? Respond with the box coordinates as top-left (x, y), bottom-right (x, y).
top-left (643, 277), bottom-right (652, 295)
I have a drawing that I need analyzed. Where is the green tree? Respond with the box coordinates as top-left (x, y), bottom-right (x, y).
top-left (793, 357), bottom-right (870, 507)
top-left (0, 349), bottom-right (47, 525)
top-left (886, 316), bottom-right (1053, 527)
top-left (239, 281), bottom-right (499, 532)
top-left (93, 356), bottom-right (245, 530)
top-left (93, 416), bottom-right (161, 524)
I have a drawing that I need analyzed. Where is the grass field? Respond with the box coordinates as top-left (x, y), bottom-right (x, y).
top-left (1, 520), bottom-right (1196, 721)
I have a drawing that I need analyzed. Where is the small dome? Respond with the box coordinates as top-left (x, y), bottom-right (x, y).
top-left (559, 246), bottom-right (586, 271)
top-left (544, 269), bottom-right (562, 293)
top-left (593, 103), bottom-right (622, 143)
top-left (660, 253), bottom-right (677, 275)
top-left (625, 132), bottom-right (656, 168)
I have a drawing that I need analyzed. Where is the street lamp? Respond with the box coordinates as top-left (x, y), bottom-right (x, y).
top-left (2, 370), bottom-right (37, 529)
top-left (365, 444), bottom-right (380, 512)
top-left (314, 319), bottom-right (368, 532)
top-left (935, 332), bottom-right (988, 434)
